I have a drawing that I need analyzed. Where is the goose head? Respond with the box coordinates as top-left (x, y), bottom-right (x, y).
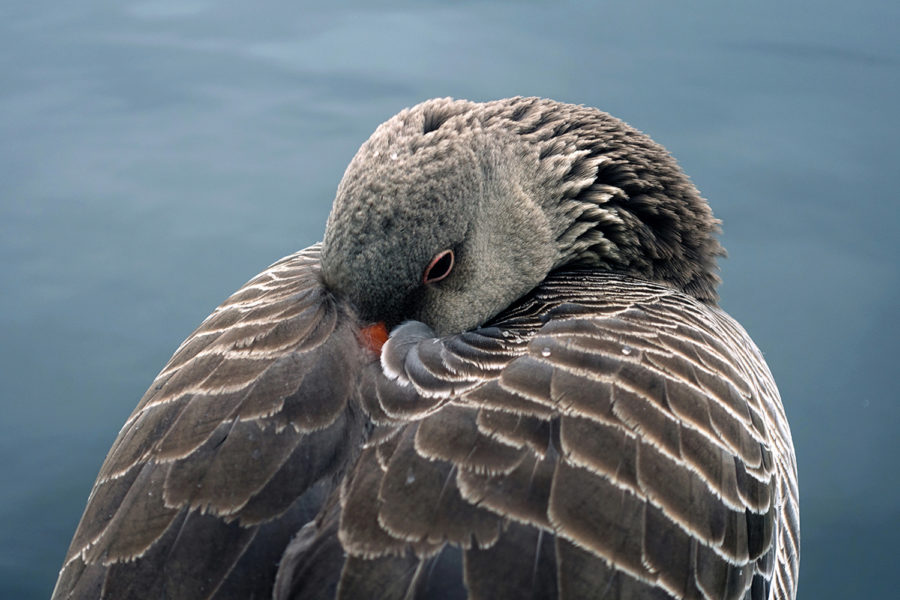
top-left (321, 97), bottom-right (724, 337)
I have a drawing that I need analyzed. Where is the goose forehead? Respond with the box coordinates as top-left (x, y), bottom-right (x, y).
top-left (323, 136), bottom-right (493, 268)
top-left (323, 164), bottom-right (477, 265)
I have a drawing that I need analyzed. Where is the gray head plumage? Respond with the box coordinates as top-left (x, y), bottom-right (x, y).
top-left (321, 97), bottom-right (724, 335)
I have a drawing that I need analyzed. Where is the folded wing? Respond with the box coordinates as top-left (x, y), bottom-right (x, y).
top-left (53, 245), bottom-right (368, 600)
top-left (321, 271), bottom-right (799, 600)
top-left (54, 258), bottom-right (799, 600)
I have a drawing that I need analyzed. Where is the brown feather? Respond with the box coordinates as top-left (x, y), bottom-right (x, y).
top-left (54, 249), bottom-right (797, 599)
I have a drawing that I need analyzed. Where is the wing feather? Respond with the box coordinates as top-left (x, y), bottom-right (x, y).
top-left (347, 271), bottom-right (797, 599)
top-left (56, 262), bottom-right (798, 600)
top-left (53, 245), bottom-right (367, 599)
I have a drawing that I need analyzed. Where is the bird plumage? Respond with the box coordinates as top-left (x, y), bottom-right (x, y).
top-left (53, 98), bottom-right (799, 599)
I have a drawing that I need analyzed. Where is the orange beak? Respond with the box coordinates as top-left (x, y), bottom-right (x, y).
top-left (359, 322), bottom-right (389, 356)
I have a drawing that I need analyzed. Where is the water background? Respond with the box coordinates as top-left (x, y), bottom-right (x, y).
top-left (2, 1), bottom-right (897, 597)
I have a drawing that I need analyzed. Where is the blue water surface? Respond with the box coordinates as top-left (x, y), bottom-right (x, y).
top-left (1, 1), bottom-right (897, 597)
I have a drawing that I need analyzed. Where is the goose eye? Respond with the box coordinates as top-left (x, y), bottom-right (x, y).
top-left (423, 249), bottom-right (454, 284)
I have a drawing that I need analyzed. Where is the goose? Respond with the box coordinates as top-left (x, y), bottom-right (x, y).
top-left (52, 97), bottom-right (799, 600)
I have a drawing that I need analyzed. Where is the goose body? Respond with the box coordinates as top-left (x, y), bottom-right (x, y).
top-left (53, 98), bottom-right (799, 599)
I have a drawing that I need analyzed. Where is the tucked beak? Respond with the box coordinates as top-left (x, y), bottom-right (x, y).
top-left (359, 321), bottom-right (389, 356)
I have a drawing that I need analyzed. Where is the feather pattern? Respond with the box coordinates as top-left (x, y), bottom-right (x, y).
top-left (52, 248), bottom-right (798, 599)
top-left (53, 246), bottom-right (367, 599)
top-left (333, 268), bottom-right (798, 599)
top-left (52, 96), bottom-right (800, 599)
